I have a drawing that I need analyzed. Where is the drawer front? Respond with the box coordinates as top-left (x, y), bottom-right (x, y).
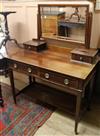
top-left (23, 44), bottom-right (38, 52)
top-left (8, 60), bottom-right (37, 75)
top-left (39, 69), bottom-right (79, 89)
top-left (23, 44), bottom-right (47, 52)
top-left (72, 54), bottom-right (92, 63)
top-left (23, 45), bottom-right (33, 51)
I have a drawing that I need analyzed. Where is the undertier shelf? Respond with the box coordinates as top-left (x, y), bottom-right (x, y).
top-left (16, 82), bottom-right (88, 115)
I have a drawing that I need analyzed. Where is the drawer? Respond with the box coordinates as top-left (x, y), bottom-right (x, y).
top-left (39, 69), bottom-right (79, 89)
top-left (23, 40), bottom-right (47, 52)
top-left (71, 48), bottom-right (98, 64)
top-left (8, 60), bottom-right (37, 75)
top-left (72, 54), bottom-right (93, 63)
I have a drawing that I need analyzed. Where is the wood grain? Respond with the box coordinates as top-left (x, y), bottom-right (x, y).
top-left (2, 42), bottom-right (97, 80)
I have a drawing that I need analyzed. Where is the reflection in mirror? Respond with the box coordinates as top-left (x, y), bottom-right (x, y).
top-left (40, 5), bottom-right (88, 44)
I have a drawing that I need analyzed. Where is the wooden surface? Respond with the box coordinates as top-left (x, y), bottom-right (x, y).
top-left (0, 42), bottom-right (97, 134)
top-left (71, 48), bottom-right (98, 57)
top-left (1, 42), bottom-right (97, 80)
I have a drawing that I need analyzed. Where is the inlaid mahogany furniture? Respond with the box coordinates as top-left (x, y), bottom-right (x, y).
top-left (1, 42), bottom-right (98, 134)
top-left (0, 53), bottom-right (16, 107)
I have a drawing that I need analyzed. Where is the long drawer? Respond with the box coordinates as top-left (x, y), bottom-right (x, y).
top-left (7, 59), bottom-right (37, 75)
top-left (38, 68), bottom-right (79, 89)
top-left (7, 59), bottom-right (79, 90)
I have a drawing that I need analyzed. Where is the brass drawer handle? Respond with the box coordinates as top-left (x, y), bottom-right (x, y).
top-left (64, 79), bottom-right (69, 85)
top-left (28, 46), bottom-right (31, 49)
top-left (28, 68), bottom-right (32, 73)
top-left (13, 64), bottom-right (17, 69)
top-left (44, 73), bottom-right (49, 79)
top-left (79, 57), bottom-right (83, 61)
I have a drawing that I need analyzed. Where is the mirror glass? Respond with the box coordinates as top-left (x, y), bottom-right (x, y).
top-left (39, 5), bottom-right (88, 44)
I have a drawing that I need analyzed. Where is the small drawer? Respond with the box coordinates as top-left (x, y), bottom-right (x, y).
top-left (72, 54), bottom-right (92, 63)
top-left (8, 60), bottom-right (37, 75)
top-left (39, 69), bottom-right (79, 89)
top-left (24, 45), bottom-right (32, 50)
top-left (71, 48), bottom-right (98, 64)
top-left (23, 40), bottom-right (47, 52)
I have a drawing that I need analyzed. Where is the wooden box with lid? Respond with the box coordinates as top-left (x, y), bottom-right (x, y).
top-left (71, 48), bottom-right (98, 64)
top-left (23, 39), bottom-right (47, 52)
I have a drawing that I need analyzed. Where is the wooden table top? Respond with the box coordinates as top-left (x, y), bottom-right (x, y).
top-left (0, 42), bottom-right (97, 80)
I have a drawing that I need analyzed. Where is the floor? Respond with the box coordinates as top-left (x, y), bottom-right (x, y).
top-left (1, 72), bottom-right (100, 136)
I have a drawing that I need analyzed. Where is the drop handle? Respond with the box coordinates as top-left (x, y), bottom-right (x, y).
top-left (44, 73), bottom-right (49, 79)
top-left (28, 46), bottom-right (31, 49)
top-left (79, 56), bottom-right (83, 61)
top-left (14, 64), bottom-right (17, 69)
top-left (28, 68), bottom-right (32, 73)
top-left (64, 79), bottom-right (69, 85)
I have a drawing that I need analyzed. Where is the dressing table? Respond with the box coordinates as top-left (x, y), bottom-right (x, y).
top-left (1, 41), bottom-right (98, 134)
top-left (0, 1), bottom-right (98, 135)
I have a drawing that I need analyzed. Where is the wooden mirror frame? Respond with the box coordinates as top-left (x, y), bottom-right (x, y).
top-left (38, 4), bottom-right (93, 49)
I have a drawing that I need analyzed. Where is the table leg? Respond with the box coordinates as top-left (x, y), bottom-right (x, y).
top-left (9, 70), bottom-right (16, 104)
top-left (75, 93), bottom-right (82, 134)
top-left (87, 75), bottom-right (95, 110)
top-left (0, 84), bottom-right (4, 107)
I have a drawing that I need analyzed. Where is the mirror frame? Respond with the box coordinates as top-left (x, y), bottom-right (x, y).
top-left (38, 4), bottom-right (92, 49)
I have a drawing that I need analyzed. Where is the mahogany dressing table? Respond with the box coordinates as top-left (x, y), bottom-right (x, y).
top-left (1, 42), bottom-right (98, 134)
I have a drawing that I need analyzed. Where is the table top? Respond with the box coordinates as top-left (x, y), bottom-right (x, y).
top-left (0, 42), bottom-right (97, 80)
top-left (0, 11), bottom-right (16, 16)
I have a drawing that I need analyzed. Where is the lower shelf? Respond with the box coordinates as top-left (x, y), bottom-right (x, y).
top-left (17, 83), bottom-right (76, 114)
top-left (16, 82), bottom-right (87, 116)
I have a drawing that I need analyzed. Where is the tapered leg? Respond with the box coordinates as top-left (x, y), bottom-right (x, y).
top-left (87, 75), bottom-right (95, 110)
top-left (0, 84), bottom-right (4, 107)
top-left (75, 93), bottom-right (82, 135)
top-left (9, 70), bottom-right (16, 104)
